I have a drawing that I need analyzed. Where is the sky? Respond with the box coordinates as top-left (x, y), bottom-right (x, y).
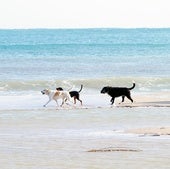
top-left (0, 0), bottom-right (170, 29)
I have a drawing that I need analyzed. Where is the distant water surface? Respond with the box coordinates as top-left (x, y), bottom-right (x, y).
top-left (0, 28), bottom-right (170, 96)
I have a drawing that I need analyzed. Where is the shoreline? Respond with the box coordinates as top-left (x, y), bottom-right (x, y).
top-left (0, 92), bottom-right (170, 111)
top-left (0, 101), bottom-right (170, 112)
top-left (116, 101), bottom-right (170, 108)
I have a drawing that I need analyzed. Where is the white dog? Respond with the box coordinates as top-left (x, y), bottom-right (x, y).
top-left (41, 89), bottom-right (72, 107)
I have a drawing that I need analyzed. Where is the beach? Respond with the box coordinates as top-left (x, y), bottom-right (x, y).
top-left (0, 107), bottom-right (170, 169)
top-left (0, 28), bottom-right (170, 168)
top-left (0, 91), bottom-right (170, 169)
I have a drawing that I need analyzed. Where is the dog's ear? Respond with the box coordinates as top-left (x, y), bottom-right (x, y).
top-left (56, 87), bottom-right (63, 91)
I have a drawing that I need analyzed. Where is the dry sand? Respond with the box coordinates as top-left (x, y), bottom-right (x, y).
top-left (115, 92), bottom-right (170, 107)
top-left (126, 127), bottom-right (170, 136)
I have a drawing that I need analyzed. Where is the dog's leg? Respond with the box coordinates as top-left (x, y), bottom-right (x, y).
top-left (76, 95), bottom-right (82, 105)
top-left (61, 98), bottom-right (71, 107)
top-left (60, 99), bottom-right (64, 107)
top-left (78, 99), bottom-right (82, 105)
top-left (44, 99), bottom-right (51, 107)
top-left (126, 95), bottom-right (133, 103)
top-left (64, 98), bottom-right (72, 106)
top-left (60, 98), bottom-right (66, 107)
top-left (110, 97), bottom-right (117, 107)
top-left (110, 97), bottom-right (115, 105)
top-left (73, 96), bottom-right (76, 104)
top-left (54, 99), bottom-right (59, 107)
top-left (119, 96), bottom-right (125, 104)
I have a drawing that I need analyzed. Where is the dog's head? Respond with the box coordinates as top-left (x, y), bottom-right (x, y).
top-left (56, 87), bottom-right (63, 91)
top-left (101, 86), bottom-right (110, 94)
top-left (41, 89), bottom-right (50, 95)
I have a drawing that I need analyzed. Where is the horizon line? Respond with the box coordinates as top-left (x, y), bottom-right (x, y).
top-left (0, 27), bottom-right (170, 30)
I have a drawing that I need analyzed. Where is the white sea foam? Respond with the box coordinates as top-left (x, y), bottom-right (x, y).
top-left (0, 77), bottom-right (170, 93)
top-left (0, 92), bottom-right (111, 111)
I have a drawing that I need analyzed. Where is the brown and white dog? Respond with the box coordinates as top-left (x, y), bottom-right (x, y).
top-left (41, 89), bottom-right (72, 107)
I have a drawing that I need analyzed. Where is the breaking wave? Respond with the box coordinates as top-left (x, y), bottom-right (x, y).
top-left (0, 77), bottom-right (170, 93)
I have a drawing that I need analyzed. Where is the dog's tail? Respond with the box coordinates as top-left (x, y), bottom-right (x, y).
top-left (128, 82), bottom-right (135, 90)
top-left (78, 84), bottom-right (83, 93)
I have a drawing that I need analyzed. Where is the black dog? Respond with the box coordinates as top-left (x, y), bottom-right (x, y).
top-left (56, 85), bottom-right (83, 105)
top-left (101, 83), bottom-right (135, 105)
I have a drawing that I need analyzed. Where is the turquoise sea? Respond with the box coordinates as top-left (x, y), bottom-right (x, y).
top-left (0, 29), bottom-right (170, 169)
top-left (0, 29), bottom-right (170, 94)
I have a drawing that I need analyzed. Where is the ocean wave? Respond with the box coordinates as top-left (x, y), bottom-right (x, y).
top-left (0, 77), bottom-right (170, 92)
